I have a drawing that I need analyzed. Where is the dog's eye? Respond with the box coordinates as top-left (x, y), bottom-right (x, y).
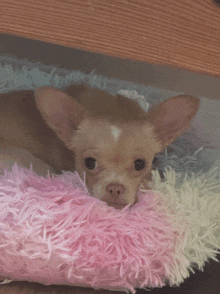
top-left (134, 159), bottom-right (146, 171)
top-left (85, 157), bottom-right (97, 170)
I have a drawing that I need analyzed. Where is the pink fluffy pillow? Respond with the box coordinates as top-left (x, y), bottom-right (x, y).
top-left (0, 165), bottom-right (190, 292)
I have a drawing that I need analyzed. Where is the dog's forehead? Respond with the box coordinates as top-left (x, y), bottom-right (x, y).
top-left (73, 118), bottom-right (161, 154)
top-left (110, 125), bottom-right (121, 141)
top-left (114, 123), bottom-right (162, 155)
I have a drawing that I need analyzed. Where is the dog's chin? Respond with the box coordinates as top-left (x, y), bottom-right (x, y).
top-left (89, 188), bottom-right (135, 209)
top-left (107, 202), bottom-right (129, 209)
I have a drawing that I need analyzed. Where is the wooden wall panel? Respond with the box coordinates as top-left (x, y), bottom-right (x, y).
top-left (1, 0), bottom-right (220, 77)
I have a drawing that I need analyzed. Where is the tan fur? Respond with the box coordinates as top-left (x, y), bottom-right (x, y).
top-left (71, 118), bottom-right (160, 207)
top-left (0, 143), bottom-right (53, 176)
top-left (0, 85), bottom-right (200, 209)
top-left (0, 90), bottom-right (75, 172)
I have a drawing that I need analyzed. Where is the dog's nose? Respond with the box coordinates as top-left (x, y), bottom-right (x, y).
top-left (105, 183), bottom-right (125, 199)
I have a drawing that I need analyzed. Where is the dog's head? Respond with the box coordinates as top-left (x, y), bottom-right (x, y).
top-left (35, 86), bottom-right (199, 208)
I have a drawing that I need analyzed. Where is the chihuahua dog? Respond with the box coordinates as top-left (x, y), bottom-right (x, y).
top-left (0, 85), bottom-right (199, 208)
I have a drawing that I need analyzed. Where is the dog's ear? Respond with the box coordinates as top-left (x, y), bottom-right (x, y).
top-left (35, 87), bottom-right (88, 148)
top-left (148, 95), bottom-right (200, 150)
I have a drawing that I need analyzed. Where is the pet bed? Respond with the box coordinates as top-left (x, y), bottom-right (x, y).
top-left (0, 56), bottom-right (220, 293)
top-left (0, 164), bottom-right (219, 293)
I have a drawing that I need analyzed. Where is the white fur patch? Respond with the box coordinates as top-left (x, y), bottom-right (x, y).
top-left (110, 126), bottom-right (121, 141)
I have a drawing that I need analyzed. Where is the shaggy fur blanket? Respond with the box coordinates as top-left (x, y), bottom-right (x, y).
top-left (0, 164), bottom-right (219, 293)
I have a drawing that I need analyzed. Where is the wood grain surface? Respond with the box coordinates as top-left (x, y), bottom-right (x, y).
top-left (1, 0), bottom-right (220, 76)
